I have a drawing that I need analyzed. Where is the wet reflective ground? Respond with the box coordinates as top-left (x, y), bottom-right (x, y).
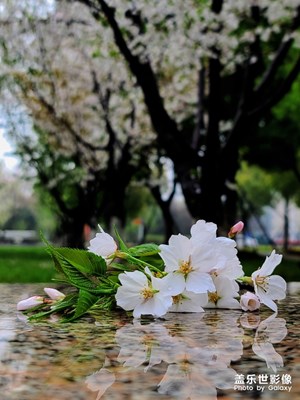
top-left (0, 283), bottom-right (299, 400)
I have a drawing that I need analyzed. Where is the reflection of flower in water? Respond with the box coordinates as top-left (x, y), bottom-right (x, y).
top-left (158, 361), bottom-right (237, 400)
top-left (239, 313), bottom-right (261, 329)
top-left (85, 358), bottom-right (115, 400)
top-left (240, 313), bottom-right (287, 372)
top-left (252, 313), bottom-right (287, 372)
top-left (116, 314), bottom-right (242, 400)
top-left (85, 312), bottom-right (287, 399)
top-left (116, 321), bottom-right (179, 370)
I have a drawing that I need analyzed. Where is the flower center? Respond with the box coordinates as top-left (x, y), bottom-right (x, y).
top-left (255, 275), bottom-right (268, 290)
top-left (179, 259), bottom-right (193, 275)
top-left (140, 287), bottom-right (154, 300)
top-left (172, 294), bottom-right (182, 305)
top-left (208, 291), bottom-right (220, 304)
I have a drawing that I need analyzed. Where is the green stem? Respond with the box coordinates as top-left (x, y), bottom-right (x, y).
top-left (237, 276), bottom-right (254, 286)
top-left (117, 251), bottom-right (163, 274)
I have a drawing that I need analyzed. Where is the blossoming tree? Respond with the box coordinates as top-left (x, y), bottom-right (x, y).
top-left (2, 0), bottom-right (300, 242)
top-left (0, 0), bottom-right (166, 246)
top-left (74, 0), bottom-right (300, 229)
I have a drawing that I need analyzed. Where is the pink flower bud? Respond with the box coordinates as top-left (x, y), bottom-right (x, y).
top-left (228, 221), bottom-right (244, 238)
top-left (240, 292), bottom-right (260, 312)
top-left (17, 296), bottom-right (44, 311)
top-left (44, 287), bottom-right (65, 300)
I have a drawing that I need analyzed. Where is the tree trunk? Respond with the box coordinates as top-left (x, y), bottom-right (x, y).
top-left (150, 185), bottom-right (178, 243)
top-left (59, 215), bottom-right (86, 248)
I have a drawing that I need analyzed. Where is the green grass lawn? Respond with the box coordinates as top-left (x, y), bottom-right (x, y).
top-left (0, 245), bottom-right (299, 283)
top-left (0, 245), bottom-right (56, 283)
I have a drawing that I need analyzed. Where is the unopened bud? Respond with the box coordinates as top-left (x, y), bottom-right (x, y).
top-left (228, 221), bottom-right (244, 238)
top-left (44, 287), bottom-right (65, 300)
top-left (17, 296), bottom-right (43, 311)
top-left (240, 292), bottom-right (261, 312)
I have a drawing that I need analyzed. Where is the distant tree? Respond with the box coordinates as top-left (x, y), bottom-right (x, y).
top-left (0, 1), bottom-right (163, 246)
top-left (236, 162), bottom-right (275, 243)
top-left (0, 162), bottom-right (36, 228)
top-left (3, 208), bottom-right (36, 230)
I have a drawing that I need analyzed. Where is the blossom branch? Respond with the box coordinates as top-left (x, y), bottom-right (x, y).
top-left (81, 0), bottom-right (199, 167)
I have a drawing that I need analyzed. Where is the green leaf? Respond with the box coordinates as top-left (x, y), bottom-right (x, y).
top-left (128, 243), bottom-right (160, 257)
top-left (54, 247), bottom-right (107, 276)
top-left (68, 289), bottom-right (99, 321)
top-left (109, 262), bottom-right (130, 271)
top-left (140, 254), bottom-right (165, 270)
top-left (51, 251), bottom-right (101, 292)
top-left (41, 235), bottom-right (110, 294)
top-left (114, 226), bottom-right (128, 251)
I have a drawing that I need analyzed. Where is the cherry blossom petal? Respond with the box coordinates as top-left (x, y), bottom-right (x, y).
top-left (152, 272), bottom-right (185, 296)
top-left (169, 291), bottom-right (208, 312)
top-left (217, 297), bottom-right (241, 309)
top-left (133, 295), bottom-right (172, 318)
top-left (190, 220), bottom-right (217, 243)
top-left (159, 234), bottom-right (192, 271)
top-left (256, 287), bottom-right (278, 312)
top-left (115, 289), bottom-right (143, 310)
top-left (259, 250), bottom-right (282, 276)
top-left (267, 275), bottom-right (287, 300)
top-left (185, 271), bottom-right (215, 293)
top-left (118, 270), bottom-right (148, 290)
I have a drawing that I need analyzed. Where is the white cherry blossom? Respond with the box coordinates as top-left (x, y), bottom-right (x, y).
top-left (88, 226), bottom-right (118, 263)
top-left (251, 250), bottom-right (286, 312)
top-left (205, 276), bottom-right (241, 309)
top-left (191, 220), bottom-right (244, 280)
top-left (159, 233), bottom-right (215, 294)
top-left (116, 268), bottom-right (183, 318)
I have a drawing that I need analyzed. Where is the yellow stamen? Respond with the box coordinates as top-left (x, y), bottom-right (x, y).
top-left (179, 258), bottom-right (193, 275)
top-left (208, 291), bottom-right (220, 304)
top-left (172, 294), bottom-right (182, 305)
top-left (140, 287), bottom-right (154, 300)
top-left (255, 276), bottom-right (268, 290)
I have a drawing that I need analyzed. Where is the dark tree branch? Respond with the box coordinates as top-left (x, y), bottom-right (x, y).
top-left (222, 5), bottom-right (300, 167)
top-left (249, 54), bottom-right (300, 118)
top-left (254, 6), bottom-right (300, 98)
top-left (254, 38), bottom-right (294, 97)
